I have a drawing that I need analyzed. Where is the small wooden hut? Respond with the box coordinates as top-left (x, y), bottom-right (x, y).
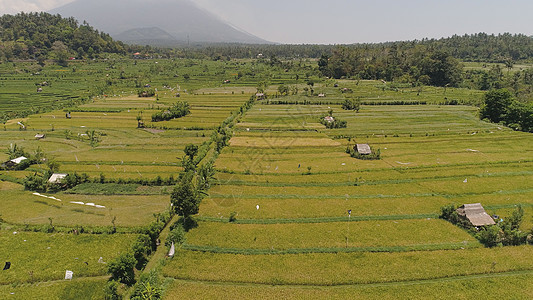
top-left (456, 203), bottom-right (495, 227)
top-left (356, 144), bottom-right (372, 155)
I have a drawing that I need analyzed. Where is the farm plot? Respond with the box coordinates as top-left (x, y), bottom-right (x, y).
top-left (327, 105), bottom-right (502, 136)
top-left (174, 97), bottom-right (532, 297)
top-left (163, 246), bottom-right (533, 286)
top-left (0, 181), bottom-right (169, 227)
top-left (0, 231), bottom-right (136, 285)
top-left (0, 277), bottom-right (107, 300)
top-left (164, 273), bottom-right (533, 300)
top-left (184, 219), bottom-right (479, 251)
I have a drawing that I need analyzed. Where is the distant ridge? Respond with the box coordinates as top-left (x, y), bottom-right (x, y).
top-left (115, 27), bottom-right (181, 46)
top-left (50, 0), bottom-right (272, 45)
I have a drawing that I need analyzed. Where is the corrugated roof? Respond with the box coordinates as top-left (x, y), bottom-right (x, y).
top-left (10, 156), bottom-right (28, 164)
top-left (457, 203), bottom-right (495, 226)
top-left (356, 144), bottom-right (372, 155)
top-left (48, 173), bottom-right (68, 184)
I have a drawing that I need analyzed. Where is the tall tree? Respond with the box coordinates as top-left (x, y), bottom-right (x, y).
top-left (480, 88), bottom-right (514, 123)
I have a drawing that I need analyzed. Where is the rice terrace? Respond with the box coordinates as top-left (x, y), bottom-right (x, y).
top-left (1, 5), bottom-right (533, 300)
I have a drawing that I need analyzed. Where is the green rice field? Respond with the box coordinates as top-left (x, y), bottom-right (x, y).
top-left (0, 59), bottom-right (531, 298)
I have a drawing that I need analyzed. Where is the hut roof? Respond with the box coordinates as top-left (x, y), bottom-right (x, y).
top-left (10, 156), bottom-right (28, 164)
top-left (356, 144), bottom-right (372, 155)
top-left (324, 116), bottom-right (335, 123)
top-left (48, 173), bottom-right (68, 184)
top-left (457, 203), bottom-right (495, 226)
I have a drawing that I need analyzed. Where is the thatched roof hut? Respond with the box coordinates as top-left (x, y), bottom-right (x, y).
top-left (456, 203), bottom-right (495, 226)
top-left (356, 144), bottom-right (372, 155)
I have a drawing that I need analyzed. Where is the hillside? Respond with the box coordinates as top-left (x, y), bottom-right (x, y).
top-left (0, 12), bottom-right (126, 61)
top-left (115, 27), bottom-right (180, 46)
top-left (50, 0), bottom-right (272, 45)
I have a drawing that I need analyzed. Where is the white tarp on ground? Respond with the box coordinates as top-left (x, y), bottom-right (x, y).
top-left (65, 270), bottom-right (73, 280)
top-left (168, 242), bottom-right (175, 257)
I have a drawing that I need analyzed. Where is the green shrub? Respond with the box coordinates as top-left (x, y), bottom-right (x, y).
top-left (132, 234), bottom-right (152, 270)
top-left (104, 280), bottom-right (122, 300)
top-left (476, 225), bottom-right (501, 248)
top-left (229, 211), bottom-right (238, 223)
top-left (23, 173), bottom-right (47, 192)
top-left (166, 223), bottom-right (186, 247)
top-left (342, 97), bottom-right (361, 112)
top-left (108, 252), bottom-right (137, 285)
top-left (130, 270), bottom-right (162, 300)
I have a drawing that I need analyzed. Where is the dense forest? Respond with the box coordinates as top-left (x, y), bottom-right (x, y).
top-left (317, 46), bottom-right (462, 86)
top-left (150, 33), bottom-right (533, 61)
top-left (0, 12), bottom-right (126, 64)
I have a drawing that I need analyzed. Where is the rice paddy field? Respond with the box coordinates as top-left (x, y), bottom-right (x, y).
top-left (0, 59), bottom-right (261, 298)
top-left (1, 59), bottom-right (532, 298)
top-left (161, 84), bottom-right (532, 298)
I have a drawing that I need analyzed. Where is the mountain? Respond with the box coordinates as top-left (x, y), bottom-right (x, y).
top-left (50, 0), bottom-right (272, 45)
top-left (115, 27), bottom-right (181, 46)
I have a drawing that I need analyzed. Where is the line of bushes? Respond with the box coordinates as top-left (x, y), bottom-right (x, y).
top-left (107, 209), bottom-right (173, 286)
top-left (361, 100), bottom-right (427, 105)
top-left (151, 101), bottom-right (190, 122)
top-left (23, 171), bottom-right (179, 193)
top-left (14, 222), bottom-right (142, 235)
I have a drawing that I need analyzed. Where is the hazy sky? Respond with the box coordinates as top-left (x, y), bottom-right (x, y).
top-left (1, 0), bottom-right (533, 44)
